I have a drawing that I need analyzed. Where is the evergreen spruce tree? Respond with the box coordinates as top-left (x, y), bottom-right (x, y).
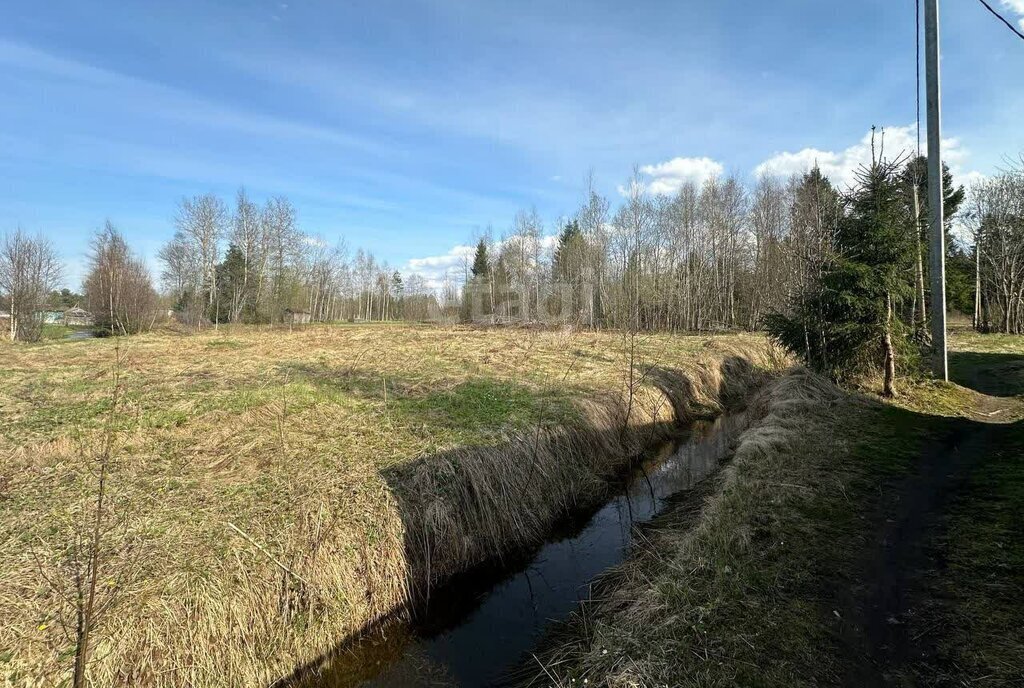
top-left (471, 239), bottom-right (490, 278)
top-left (390, 271), bottom-right (404, 319)
top-left (552, 220), bottom-right (586, 321)
top-left (552, 220), bottom-right (584, 280)
top-left (767, 138), bottom-right (914, 395)
top-left (462, 239), bottom-right (492, 322)
top-left (898, 156), bottom-right (966, 240)
top-left (212, 243), bottom-right (246, 323)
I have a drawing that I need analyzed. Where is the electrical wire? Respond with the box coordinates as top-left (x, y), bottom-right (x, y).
top-left (976, 0), bottom-right (1024, 42)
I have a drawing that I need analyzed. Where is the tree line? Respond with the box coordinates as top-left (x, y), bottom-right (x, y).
top-left (4, 150), bottom-right (1024, 349)
top-left (460, 155), bottom-right (974, 338)
top-left (964, 161), bottom-right (1024, 334)
top-left (157, 190), bottom-right (443, 327)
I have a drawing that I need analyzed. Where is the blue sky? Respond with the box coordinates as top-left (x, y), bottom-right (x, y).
top-left (2, 0), bottom-right (1023, 289)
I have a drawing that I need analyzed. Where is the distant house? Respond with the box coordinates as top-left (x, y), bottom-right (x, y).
top-left (36, 310), bottom-right (64, 325)
top-left (64, 307), bottom-right (94, 327)
top-left (31, 306), bottom-right (95, 327)
top-left (0, 310), bottom-right (9, 328)
top-left (284, 308), bottom-right (311, 325)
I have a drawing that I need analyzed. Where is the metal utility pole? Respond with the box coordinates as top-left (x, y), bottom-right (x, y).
top-left (925, 0), bottom-right (948, 381)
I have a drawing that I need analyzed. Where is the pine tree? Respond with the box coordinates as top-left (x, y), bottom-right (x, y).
top-left (552, 220), bottom-right (583, 280)
top-left (898, 156), bottom-right (965, 238)
top-left (390, 271), bottom-right (404, 319)
top-left (471, 239), bottom-right (490, 278)
top-left (552, 220), bottom-right (587, 322)
top-left (462, 239), bottom-right (492, 322)
top-left (491, 256), bottom-right (510, 321)
top-left (767, 138), bottom-right (914, 395)
top-left (212, 243), bottom-right (247, 323)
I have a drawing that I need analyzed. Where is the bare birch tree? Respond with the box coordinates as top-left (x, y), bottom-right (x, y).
top-left (84, 222), bottom-right (159, 335)
top-left (0, 229), bottom-right (62, 341)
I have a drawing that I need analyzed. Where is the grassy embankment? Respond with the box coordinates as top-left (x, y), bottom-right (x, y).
top-left (0, 323), bottom-right (773, 687)
top-left (530, 327), bottom-right (1024, 687)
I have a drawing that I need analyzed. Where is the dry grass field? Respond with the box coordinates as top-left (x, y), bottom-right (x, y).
top-left (0, 323), bottom-right (770, 687)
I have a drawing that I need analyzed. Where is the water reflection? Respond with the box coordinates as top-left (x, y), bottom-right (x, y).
top-left (309, 414), bottom-right (745, 688)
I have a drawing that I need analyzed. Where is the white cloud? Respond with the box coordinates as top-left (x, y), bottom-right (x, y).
top-left (403, 234), bottom-right (561, 291)
top-left (754, 125), bottom-right (981, 189)
top-left (403, 244), bottom-right (476, 290)
top-left (630, 156), bottom-right (725, 196)
top-left (1001, 0), bottom-right (1024, 29)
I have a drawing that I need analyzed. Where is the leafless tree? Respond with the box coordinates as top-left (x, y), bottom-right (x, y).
top-left (156, 232), bottom-right (194, 300)
top-left (0, 229), bottom-right (62, 341)
top-left (227, 188), bottom-right (264, 322)
top-left (612, 170), bottom-right (656, 331)
top-left (33, 346), bottom-right (140, 688)
top-left (171, 194), bottom-right (227, 327)
top-left (84, 222), bottom-right (159, 335)
top-left (748, 175), bottom-right (792, 328)
top-left (967, 166), bottom-right (1024, 333)
top-left (575, 174), bottom-right (610, 328)
top-left (262, 196), bottom-right (301, 322)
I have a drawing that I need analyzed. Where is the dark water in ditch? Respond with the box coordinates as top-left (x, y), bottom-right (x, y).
top-left (306, 414), bottom-right (746, 688)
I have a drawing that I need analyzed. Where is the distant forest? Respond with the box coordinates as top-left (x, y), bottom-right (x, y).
top-left (3, 152), bottom-right (1024, 341)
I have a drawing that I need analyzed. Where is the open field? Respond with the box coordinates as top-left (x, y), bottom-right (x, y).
top-left (527, 329), bottom-right (1024, 686)
top-left (0, 323), bottom-right (772, 687)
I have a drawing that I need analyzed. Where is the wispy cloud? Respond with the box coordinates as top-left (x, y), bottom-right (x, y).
top-left (0, 39), bottom-right (386, 154)
top-left (217, 41), bottom-right (754, 175)
top-left (2, 133), bottom-right (403, 214)
top-left (0, 40), bottom-right (515, 220)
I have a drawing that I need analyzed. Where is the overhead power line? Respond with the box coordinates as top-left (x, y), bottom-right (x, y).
top-left (975, 0), bottom-right (1024, 42)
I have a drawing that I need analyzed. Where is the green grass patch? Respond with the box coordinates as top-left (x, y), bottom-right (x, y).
top-left (846, 403), bottom-right (941, 478)
top-left (13, 397), bottom-right (113, 437)
top-left (205, 339), bottom-right (247, 350)
top-left (949, 351), bottom-right (1024, 398)
top-left (39, 324), bottom-right (73, 340)
top-left (923, 423), bottom-right (1024, 684)
top-left (392, 379), bottom-right (579, 435)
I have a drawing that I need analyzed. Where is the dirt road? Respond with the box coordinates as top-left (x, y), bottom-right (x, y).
top-left (842, 352), bottom-right (1024, 685)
